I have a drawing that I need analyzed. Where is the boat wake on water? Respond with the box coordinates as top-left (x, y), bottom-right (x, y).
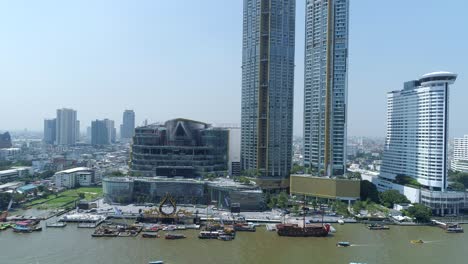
top-left (349, 244), bottom-right (379, 247)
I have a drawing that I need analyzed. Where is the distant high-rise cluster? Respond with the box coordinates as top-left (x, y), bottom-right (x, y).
top-left (43, 108), bottom-right (79, 146)
top-left (303, 0), bottom-right (349, 176)
top-left (120, 110), bottom-right (135, 140)
top-left (381, 72), bottom-right (457, 191)
top-left (451, 135), bottom-right (468, 173)
top-left (241, 0), bottom-right (296, 182)
top-left (91, 119), bottom-right (115, 145)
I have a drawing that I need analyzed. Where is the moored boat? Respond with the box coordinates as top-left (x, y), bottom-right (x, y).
top-left (446, 224), bottom-right (464, 233)
top-left (142, 233), bottom-right (160, 238)
top-left (234, 223), bottom-right (256, 232)
top-left (276, 223), bottom-right (330, 237)
top-left (367, 224), bottom-right (390, 230)
top-left (165, 233), bottom-right (186, 240)
top-left (46, 222), bottom-right (67, 228)
top-left (218, 235), bottom-right (234, 241)
top-left (198, 231), bottom-right (221, 239)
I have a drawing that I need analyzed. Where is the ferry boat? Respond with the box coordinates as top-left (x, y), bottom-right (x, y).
top-left (367, 224), bottom-right (390, 230)
top-left (446, 224), bottom-right (464, 233)
top-left (165, 233), bottom-right (186, 240)
top-left (337, 241), bottom-right (351, 247)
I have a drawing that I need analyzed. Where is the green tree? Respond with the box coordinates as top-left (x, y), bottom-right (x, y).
top-left (452, 172), bottom-right (468, 188)
top-left (109, 171), bottom-right (125, 177)
top-left (277, 191), bottom-right (289, 209)
top-left (379, 190), bottom-right (410, 208)
top-left (78, 193), bottom-right (85, 200)
top-left (268, 196), bottom-right (278, 209)
top-left (449, 182), bottom-right (465, 191)
top-left (0, 193), bottom-right (12, 210)
top-left (290, 164), bottom-right (305, 174)
top-left (407, 204), bottom-right (432, 223)
top-left (360, 180), bottom-right (380, 203)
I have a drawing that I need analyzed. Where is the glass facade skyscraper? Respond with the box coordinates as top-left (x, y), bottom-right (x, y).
top-left (241, 0), bottom-right (296, 180)
top-left (303, 0), bottom-right (349, 176)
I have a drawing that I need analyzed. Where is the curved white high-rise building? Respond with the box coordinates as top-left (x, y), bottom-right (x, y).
top-left (380, 72), bottom-right (457, 191)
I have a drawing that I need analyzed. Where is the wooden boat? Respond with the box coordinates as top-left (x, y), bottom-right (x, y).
top-left (410, 239), bottom-right (424, 244)
top-left (337, 241), bottom-right (351, 247)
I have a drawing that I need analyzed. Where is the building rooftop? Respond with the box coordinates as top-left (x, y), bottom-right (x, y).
top-left (56, 167), bottom-right (92, 174)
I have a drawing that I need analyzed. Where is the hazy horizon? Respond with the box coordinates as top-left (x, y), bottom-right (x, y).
top-left (1, 0), bottom-right (467, 137)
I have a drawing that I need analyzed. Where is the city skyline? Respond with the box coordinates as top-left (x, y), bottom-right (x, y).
top-left (1, 0), bottom-right (467, 138)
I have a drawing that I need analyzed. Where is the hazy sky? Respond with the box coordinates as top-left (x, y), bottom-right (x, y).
top-left (0, 0), bottom-right (467, 137)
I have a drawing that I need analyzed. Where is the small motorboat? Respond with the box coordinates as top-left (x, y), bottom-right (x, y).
top-left (148, 261), bottom-right (164, 264)
top-left (410, 239), bottom-right (424, 244)
top-left (46, 222), bottom-right (67, 228)
top-left (338, 220), bottom-right (345, 225)
top-left (142, 233), bottom-right (160, 238)
top-left (218, 235), bottom-right (234, 241)
top-left (337, 241), bottom-right (351, 247)
top-left (165, 233), bottom-right (186, 240)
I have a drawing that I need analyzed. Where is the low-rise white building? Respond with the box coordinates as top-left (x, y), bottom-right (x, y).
top-left (0, 167), bottom-right (32, 183)
top-left (54, 167), bottom-right (95, 189)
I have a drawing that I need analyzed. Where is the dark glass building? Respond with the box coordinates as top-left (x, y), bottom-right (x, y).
top-left (0, 132), bottom-right (12, 149)
top-left (130, 118), bottom-right (228, 178)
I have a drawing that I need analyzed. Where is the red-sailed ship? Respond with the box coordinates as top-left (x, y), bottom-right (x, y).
top-left (276, 201), bottom-right (330, 237)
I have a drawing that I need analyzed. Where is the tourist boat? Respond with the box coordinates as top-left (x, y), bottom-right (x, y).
top-left (337, 241), bottom-right (351, 247)
top-left (142, 233), bottom-right (160, 238)
top-left (218, 235), bottom-right (234, 241)
top-left (165, 233), bottom-right (186, 240)
top-left (410, 239), bottom-right (424, 244)
top-left (198, 231), bottom-right (220, 239)
top-left (446, 224), bottom-right (464, 233)
top-left (367, 224), bottom-right (390, 230)
top-left (46, 222), bottom-right (67, 228)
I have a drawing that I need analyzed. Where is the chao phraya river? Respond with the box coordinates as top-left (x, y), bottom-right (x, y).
top-left (0, 220), bottom-right (466, 264)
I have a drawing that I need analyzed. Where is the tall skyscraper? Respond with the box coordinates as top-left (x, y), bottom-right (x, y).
top-left (55, 108), bottom-right (77, 146)
top-left (380, 72), bottom-right (457, 191)
top-left (120, 110), bottom-right (135, 139)
top-left (91, 119), bottom-right (110, 145)
top-left (43, 119), bottom-right (56, 144)
top-left (76, 120), bottom-right (80, 142)
top-left (303, 0), bottom-right (349, 177)
top-left (451, 135), bottom-right (468, 172)
top-left (241, 0), bottom-right (296, 181)
top-left (104, 119), bottom-right (116, 143)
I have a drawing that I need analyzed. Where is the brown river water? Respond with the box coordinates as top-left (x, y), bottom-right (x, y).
top-left (0, 221), bottom-right (466, 264)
